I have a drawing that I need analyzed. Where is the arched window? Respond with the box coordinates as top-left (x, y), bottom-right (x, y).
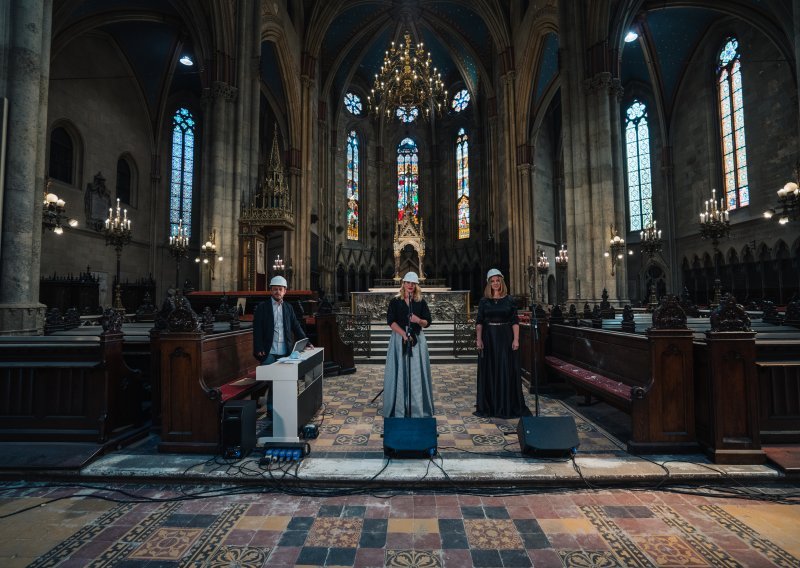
top-left (346, 130), bottom-right (359, 240)
top-left (717, 37), bottom-right (749, 209)
top-left (452, 89), bottom-right (471, 112)
top-left (396, 106), bottom-right (418, 123)
top-left (397, 138), bottom-right (419, 222)
top-left (624, 100), bottom-right (652, 231)
top-left (170, 107), bottom-right (195, 238)
top-left (344, 92), bottom-right (362, 115)
top-left (456, 128), bottom-right (469, 239)
top-left (48, 127), bottom-right (74, 184)
top-left (116, 156), bottom-right (132, 205)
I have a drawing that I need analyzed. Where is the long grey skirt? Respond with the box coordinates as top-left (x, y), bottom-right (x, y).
top-left (382, 331), bottom-right (435, 418)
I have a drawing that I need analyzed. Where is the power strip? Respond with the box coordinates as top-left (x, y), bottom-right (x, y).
top-left (259, 442), bottom-right (310, 464)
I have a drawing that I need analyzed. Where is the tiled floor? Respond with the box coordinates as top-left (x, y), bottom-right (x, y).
top-left (1, 484), bottom-right (799, 566)
top-left (1, 363), bottom-right (798, 566)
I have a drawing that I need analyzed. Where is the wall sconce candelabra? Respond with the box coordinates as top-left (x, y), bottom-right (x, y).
top-left (536, 246), bottom-right (550, 304)
top-left (272, 254), bottom-right (294, 286)
top-left (167, 218), bottom-right (189, 290)
top-left (763, 164), bottom-right (799, 224)
top-left (604, 225), bottom-right (625, 276)
top-left (698, 188), bottom-right (730, 307)
top-left (103, 198), bottom-right (133, 311)
top-left (42, 178), bottom-right (78, 234)
top-left (195, 229), bottom-right (223, 280)
top-left (554, 244), bottom-right (568, 306)
top-left (640, 219), bottom-right (663, 259)
top-left (272, 254), bottom-right (285, 274)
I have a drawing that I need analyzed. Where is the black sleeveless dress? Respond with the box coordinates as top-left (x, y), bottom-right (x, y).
top-left (475, 296), bottom-right (529, 418)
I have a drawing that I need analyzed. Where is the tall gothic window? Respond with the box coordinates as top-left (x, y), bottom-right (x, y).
top-left (717, 37), bottom-right (749, 209)
top-left (624, 100), bottom-right (652, 232)
top-left (346, 130), bottom-right (359, 240)
top-left (170, 107), bottom-right (195, 238)
top-left (456, 128), bottom-right (469, 239)
top-left (397, 138), bottom-right (419, 223)
top-left (48, 127), bottom-right (74, 184)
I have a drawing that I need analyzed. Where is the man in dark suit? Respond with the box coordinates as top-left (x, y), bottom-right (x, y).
top-left (253, 275), bottom-right (308, 364)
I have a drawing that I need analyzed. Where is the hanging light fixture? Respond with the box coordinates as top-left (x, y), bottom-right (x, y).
top-left (367, 31), bottom-right (447, 121)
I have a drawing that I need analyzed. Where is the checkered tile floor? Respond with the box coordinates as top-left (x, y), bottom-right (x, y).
top-left (2, 483), bottom-right (799, 566)
top-left (277, 364), bottom-right (623, 458)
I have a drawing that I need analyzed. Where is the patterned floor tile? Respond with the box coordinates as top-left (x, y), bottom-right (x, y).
top-left (385, 548), bottom-right (443, 567)
top-left (464, 519), bottom-right (525, 549)
top-left (305, 517), bottom-right (363, 548)
top-left (634, 534), bottom-right (710, 566)
top-left (129, 527), bottom-right (203, 560)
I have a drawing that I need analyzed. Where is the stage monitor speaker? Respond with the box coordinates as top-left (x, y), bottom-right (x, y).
top-left (383, 417), bottom-right (437, 459)
top-left (221, 400), bottom-right (256, 459)
top-left (517, 415), bottom-right (579, 457)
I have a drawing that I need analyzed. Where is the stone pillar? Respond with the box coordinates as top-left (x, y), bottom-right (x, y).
top-left (516, 159), bottom-right (534, 303)
top-left (558, 1), bottom-right (628, 306)
top-left (288, 56), bottom-right (317, 291)
top-left (200, 80), bottom-right (237, 291)
top-left (0, 0), bottom-right (52, 335)
top-left (229, 0), bottom-right (261, 293)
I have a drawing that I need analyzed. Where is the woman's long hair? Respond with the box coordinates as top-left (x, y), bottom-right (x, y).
top-left (396, 281), bottom-right (422, 301)
top-left (483, 278), bottom-right (508, 299)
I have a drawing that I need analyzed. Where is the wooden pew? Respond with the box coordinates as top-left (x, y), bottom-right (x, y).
top-left (0, 324), bottom-right (148, 448)
top-left (545, 321), bottom-right (697, 454)
top-left (158, 322), bottom-right (263, 454)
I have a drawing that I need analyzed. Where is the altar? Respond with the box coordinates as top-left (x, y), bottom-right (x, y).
top-left (351, 288), bottom-right (471, 321)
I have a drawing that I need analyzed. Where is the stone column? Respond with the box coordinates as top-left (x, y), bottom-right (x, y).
top-left (558, 0), bottom-right (628, 306)
top-left (229, 0), bottom-right (260, 293)
top-left (288, 57), bottom-right (317, 291)
top-left (516, 158), bottom-right (534, 303)
top-left (0, 0), bottom-right (51, 335)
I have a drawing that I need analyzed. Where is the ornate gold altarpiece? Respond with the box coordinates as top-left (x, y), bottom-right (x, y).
top-left (393, 203), bottom-right (425, 281)
top-left (238, 130), bottom-right (294, 291)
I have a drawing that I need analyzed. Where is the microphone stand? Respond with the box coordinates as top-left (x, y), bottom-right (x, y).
top-left (405, 293), bottom-right (413, 417)
top-left (530, 303), bottom-right (541, 417)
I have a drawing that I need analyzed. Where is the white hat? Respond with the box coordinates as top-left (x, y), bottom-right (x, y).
top-left (486, 268), bottom-right (503, 282)
top-left (402, 271), bottom-right (419, 283)
top-left (269, 275), bottom-right (288, 287)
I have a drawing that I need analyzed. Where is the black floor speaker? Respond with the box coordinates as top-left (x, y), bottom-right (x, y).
top-left (517, 415), bottom-right (579, 457)
top-left (383, 417), bottom-right (438, 459)
top-left (221, 400), bottom-right (256, 459)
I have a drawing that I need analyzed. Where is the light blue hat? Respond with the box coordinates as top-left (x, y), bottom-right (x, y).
top-left (402, 271), bottom-right (420, 283)
top-left (486, 268), bottom-right (503, 282)
top-left (269, 275), bottom-right (288, 287)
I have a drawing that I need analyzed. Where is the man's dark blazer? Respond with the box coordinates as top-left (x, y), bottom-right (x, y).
top-left (252, 299), bottom-right (307, 360)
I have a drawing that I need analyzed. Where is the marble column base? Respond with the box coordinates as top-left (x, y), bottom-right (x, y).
top-left (0, 303), bottom-right (46, 335)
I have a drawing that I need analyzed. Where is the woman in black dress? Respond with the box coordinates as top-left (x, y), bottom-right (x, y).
top-left (382, 271), bottom-right (435, 418)
top-left (475, 269), bottom-right (528, 418)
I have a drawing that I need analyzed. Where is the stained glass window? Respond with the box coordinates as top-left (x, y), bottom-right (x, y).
top-left (346, 130), bottom-right (359, 240)
top-left (456, 128), bottom-right (469, 239)
top-left (717, 37), bottom-right (749, 209)
top-left (397, 138), bottom-right (419, 223)
top-left (396, 106), bottom-right (419, 123)
top-left (170, 107), bottom-right (195, 238)
top-left (344, 92), bottom-right (362, 115)
top-left (624, 100), bottom-right (652, 232)
top-left (452, 89), bottom-right (471, 112)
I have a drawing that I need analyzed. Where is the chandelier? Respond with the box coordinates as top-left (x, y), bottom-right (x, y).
top-left (640, 219), bottom-right (663, 259)
top-left (605, 225), bottom-right (626, 276)
top-left (367, 32), bottom-right (447, 121)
